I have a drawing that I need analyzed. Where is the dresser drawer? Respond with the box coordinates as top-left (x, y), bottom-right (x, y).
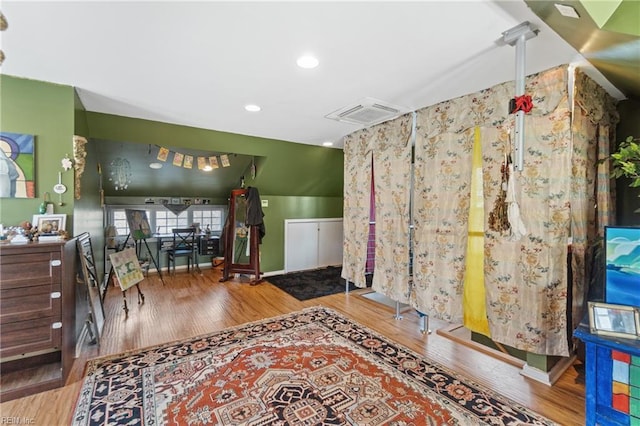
top-left (0, 252), bottom-right (62, 290)
top-left (0, 283), bottom-right (62, 325)
top-left (0, 316), bottom-right (62, 358)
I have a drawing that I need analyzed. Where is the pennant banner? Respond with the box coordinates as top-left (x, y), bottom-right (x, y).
top-left (173, 152), bottom-right (184, 167)
top-left (157, 147), bottom-right (169, 162)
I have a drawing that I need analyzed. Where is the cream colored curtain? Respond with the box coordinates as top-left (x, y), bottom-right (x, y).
top-left (412, 126), bottom-right (474, 322)
top-left (570, 70), bottom-right (619, 330)
top-left (342, 129), bottom-right (373, 287)
top-left (414, 66), bottom-right (574, 355)
top-left (371, 114), bottom-right (413, 302)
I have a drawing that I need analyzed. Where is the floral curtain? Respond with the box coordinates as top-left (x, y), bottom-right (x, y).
top-left (412, 126), bottom-right (475, 322)
top-left (570, 70), bottom-right (619, 330)
top-left (414, 66), bottom-right (574, 355)
top-left (344, 65), bottom-right (617, 357)
top-left (371, 114), bottom-right (413, 302)
top-left (341, 128), bottom-right (374, 287)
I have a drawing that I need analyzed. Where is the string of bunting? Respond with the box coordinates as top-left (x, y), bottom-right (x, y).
top-left (156, 146), bottom-right (231, 170)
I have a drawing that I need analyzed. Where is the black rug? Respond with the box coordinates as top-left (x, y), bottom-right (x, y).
top-left (266, 266), bottom-right (359, 301)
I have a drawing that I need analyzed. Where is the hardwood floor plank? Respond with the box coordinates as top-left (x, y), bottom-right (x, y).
top-left (0, 267), bottom-right (585, 425)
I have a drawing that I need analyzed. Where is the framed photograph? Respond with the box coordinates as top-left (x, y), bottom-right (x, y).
top-left (33, 213), bottom-right (66, 233)
top-left (588, 301), bottom-right (640, 340)
top-left (171, 197), bottom-right (181, 205)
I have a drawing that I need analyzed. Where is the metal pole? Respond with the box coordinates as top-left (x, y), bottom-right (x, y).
top-left (514, 33), bottom-right (526, 171)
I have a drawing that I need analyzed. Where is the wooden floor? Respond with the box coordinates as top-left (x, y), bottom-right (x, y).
top-left (0, 266), bottom-right (586, 425)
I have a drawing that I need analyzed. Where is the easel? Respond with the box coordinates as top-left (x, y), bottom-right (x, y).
top-left (108, 246), bottom-right (146, 317)
top-left (121, 231), bottom-right (165, 285)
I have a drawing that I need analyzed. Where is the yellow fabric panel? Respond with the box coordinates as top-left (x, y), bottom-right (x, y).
top-left (463, 127), bottom-right (490, 336)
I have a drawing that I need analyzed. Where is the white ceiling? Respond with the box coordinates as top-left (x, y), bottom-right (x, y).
top-left (1, 1), bottom-right (624, 149)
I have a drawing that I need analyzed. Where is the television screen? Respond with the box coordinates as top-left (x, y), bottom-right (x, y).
top-left (605, 226), bottom-right (640, 307)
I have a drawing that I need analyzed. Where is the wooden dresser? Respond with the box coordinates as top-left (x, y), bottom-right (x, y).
top-left (0, 239), bottom-right (77, 402)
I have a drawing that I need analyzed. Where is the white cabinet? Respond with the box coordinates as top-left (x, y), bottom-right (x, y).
top-left (284, 218), bottom-right (343, 273)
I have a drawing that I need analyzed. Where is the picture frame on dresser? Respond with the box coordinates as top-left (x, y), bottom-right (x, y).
top-left (32, 213), bottom-right (66, 233)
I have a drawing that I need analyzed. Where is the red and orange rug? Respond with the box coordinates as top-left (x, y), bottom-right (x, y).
top-left (72, 307), bottom-right (556, 425)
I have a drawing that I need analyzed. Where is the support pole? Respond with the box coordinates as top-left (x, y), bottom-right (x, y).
top-left (514, 34), bottom-right (526, 171)
top-left (501, 21), bottom-right (538, 172)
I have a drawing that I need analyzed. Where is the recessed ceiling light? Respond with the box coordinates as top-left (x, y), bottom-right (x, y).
top-left (322, 141), bottom-right (334, 147)
top-left (297, 55), bottom-right (319, 69)
top-left (149, 162), bottom-right (163, 169)
top-left (245, 104), bottom-right (261, 112)
top-left (554, 4), bottom-right (580, 19)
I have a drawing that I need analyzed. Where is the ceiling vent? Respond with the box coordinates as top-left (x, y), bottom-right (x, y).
top-left (325, 97), bottom-right (409, 126)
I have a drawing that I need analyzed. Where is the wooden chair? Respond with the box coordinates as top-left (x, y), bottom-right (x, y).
top-left (166, 227), bottom-right (197, 274)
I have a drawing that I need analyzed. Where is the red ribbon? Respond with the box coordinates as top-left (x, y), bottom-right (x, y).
top-left (512, 95), bottom-right (533, 113)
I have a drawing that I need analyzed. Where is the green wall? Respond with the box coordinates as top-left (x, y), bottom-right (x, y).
top-left (0, 75), bottom-right (76, 228)
top-left (261, 195), bottom-right (343, 271)
top-left (1, 75), bottom-right (344, 274)
top-left (85, 112), bottom-right (344, 197)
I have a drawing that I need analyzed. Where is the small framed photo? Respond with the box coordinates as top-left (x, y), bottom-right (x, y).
top-left (33, 214), bottom-right (67, 234)
top-left (588, 301), bottom-right (640, 340)
top-left (182, 198), bottom-right (192, 206)
top-left (170, 197), bottom-right (181, 205)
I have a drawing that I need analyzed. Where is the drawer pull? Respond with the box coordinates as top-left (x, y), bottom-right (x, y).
top-left (52, 322), bottom-right (62, 329)
top-left (51, 292), bottom-right (61, 299)
top-left (51, 260), bottom-right (62, 267)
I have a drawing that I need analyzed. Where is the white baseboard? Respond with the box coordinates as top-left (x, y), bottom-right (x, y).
top-left (520, 354), bottom-right (576, 386)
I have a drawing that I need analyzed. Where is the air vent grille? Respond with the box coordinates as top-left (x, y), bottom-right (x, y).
top-left (325, 97), bottom-right (408, 126)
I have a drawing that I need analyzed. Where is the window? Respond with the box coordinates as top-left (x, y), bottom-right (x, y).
top-left (112, 210), bottom-right (132, 236)
top-left (155, 210), bottom-right (189, 234)
top-left (105, 205), bottom-right (226, 238)
top-left (193, 210), bottom-right (223, 232)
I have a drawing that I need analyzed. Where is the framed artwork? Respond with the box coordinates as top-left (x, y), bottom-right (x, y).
top-left (33, 213), bottom-right (67, 233)
top-left (0, 131), bottom-right (35, 198)
top-left (76, 233), bottom-right (105, 344)
top-left (588, 301), bottom-right (640, 340)
top-left (125, 209), bottom-right (152, 240)
top-left (109, 248), bottom-right (144, 291)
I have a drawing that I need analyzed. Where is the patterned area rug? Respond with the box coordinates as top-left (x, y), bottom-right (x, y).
top-left (72, 307), bottom-right (556, 425)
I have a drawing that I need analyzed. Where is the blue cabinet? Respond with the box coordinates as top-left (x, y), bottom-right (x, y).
top-left (574, 322), bottom-right (640, 425)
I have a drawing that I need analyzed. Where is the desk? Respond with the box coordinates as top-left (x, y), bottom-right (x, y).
top-left (154, 234), bottom-right (219, 272)
top-left (574, 320), bottom-right (640, 425)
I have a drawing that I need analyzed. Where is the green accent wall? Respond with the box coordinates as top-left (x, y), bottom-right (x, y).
top-left (0, 75), bottom-right (75, 228)
top-left (260, 195), bottom-right (343, 272)
top-left (85, 112), bottom-right (344, 197)
top-left (1, 75), bottom-right (344, 274)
